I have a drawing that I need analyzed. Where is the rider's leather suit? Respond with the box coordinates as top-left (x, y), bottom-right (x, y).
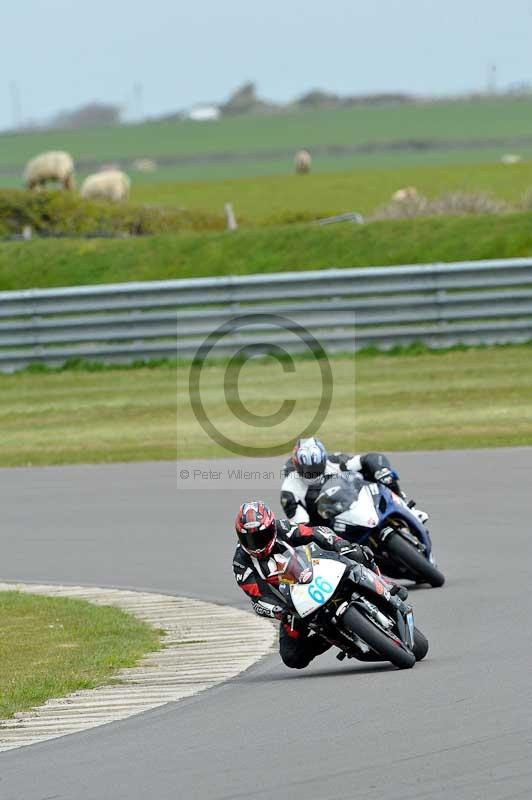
top-left (233, 519), bottom-right (378, 669)
top-left (281, 452), bottom-right (406, 525)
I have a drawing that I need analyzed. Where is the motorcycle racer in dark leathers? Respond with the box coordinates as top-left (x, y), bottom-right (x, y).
top-left (281, 438), bottom-right (428, 527)
top-left (233, 501), bottom-right (409, 669)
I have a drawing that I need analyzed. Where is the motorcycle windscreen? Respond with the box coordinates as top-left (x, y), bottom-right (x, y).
top-left (316, 472), bottom-right (364, 519)
top-left (276, 546), bottom-right (313, 585)
top-left (290, 558), bottom-right (346, 618)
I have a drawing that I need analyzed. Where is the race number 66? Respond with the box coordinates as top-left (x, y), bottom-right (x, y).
top-left (308, 575), bottom-right (333, 604)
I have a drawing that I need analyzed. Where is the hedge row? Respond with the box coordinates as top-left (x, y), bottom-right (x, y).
top-left (0, 190), bottom-right (225, 238)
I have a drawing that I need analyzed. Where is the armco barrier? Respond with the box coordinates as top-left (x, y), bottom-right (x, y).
top-left (0, 258), bottom-right (531, 370)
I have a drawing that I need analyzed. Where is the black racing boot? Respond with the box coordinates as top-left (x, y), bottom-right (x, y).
top-left (390, 584), bottom-right (409, 601)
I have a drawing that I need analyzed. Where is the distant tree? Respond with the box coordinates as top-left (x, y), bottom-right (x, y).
top-left (292, 89), bottom-right (413, 112)
top-left (220, 82), bottom-right (280, 116)
top-left (48, 102), bottom-right (122, 130)
top-left (295, 89), bottom-right (341, 109)
top-left (222, 82), bottom-right (258, 114)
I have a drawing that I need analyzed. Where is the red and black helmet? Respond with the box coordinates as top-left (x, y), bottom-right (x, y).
top-left (235, 501), bottom-right (277, 557)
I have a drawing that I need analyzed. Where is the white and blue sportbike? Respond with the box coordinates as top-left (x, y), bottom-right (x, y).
top-left (276, 543), bottom-right (428, 669)
top-left (316, 472), bottom-right (445, 588)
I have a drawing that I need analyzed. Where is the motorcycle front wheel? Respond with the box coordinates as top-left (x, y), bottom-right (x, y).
top-left (386, 532), bottom-right (445, 588)
top-left (342, 606), bottom-right (416, 669)
top-left (413, 627), bottom-right (429, 661)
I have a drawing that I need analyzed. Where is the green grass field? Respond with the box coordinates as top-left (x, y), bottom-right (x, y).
top-left (1, 211), bottom-right (532, 291)
top-left (2, 96), bottom-right (532, 185)
top-left (0, 591), bottom-right (161, 719)
top-left (1, 346), bottom-right (531, 467)
top-left (3, 147), bottom-right (532, 190)
top-left (129, 161), bottom-right (532, 223)
top-left (6, 160), bottom-right (532, 230)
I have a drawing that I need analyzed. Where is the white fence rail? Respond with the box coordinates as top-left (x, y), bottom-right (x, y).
top-left (1, 258), bottom-right (531, 370)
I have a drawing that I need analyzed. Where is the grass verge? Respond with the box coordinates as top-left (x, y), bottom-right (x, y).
top-left (2, 211), bottom-right (532, 290)
top-left (0, 344), bottom-right (531, 466)
top-left (0, 591), bottom-right (161, 719)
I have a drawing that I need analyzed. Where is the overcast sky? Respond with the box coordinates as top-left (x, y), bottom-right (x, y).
top-left (3, 0), bottom-right (532, 129)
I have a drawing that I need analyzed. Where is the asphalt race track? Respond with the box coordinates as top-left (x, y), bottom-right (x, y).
top-left (0, 449), bottom-right (531, 800)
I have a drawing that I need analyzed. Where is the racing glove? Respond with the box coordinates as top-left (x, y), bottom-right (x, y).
top-left (314, 529), bottom-right (359, 557)
top-left (311, 526), bottom-right (337, 549)
top-left (333, 540), bottom-right (379, 571)
top-left (333, 537), bottom-right (354, 554)
top-left (374, 466), bottom-right (403, 496)
top-left (312, 528), bottom-right (378, 569)
top-left (359, 544), bottom-right (379, 572)
top-left (374, 467), bottom-right (396, 486)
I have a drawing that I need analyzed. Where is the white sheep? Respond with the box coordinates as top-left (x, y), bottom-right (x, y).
top-left (132, 158), bottom-right (157, 173)
top-left (81, 170), bottom-right (130, 202)
top-left (392, 186), bottom-right (419, 202)
top-left (24, 151), bottom-right (75, 190)
top-left (501, 153), bottom-right (522, 165)
top-left (295, 149), bottom-right (311, 174)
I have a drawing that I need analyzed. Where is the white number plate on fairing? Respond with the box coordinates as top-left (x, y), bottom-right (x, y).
top-left (290, 559), bottom-right (346, 618)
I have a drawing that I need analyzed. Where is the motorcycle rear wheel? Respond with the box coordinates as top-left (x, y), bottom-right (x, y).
top-left (386, 532), bottom-right (445, 588)
top-left (342, 606), bottom-right (416, 669)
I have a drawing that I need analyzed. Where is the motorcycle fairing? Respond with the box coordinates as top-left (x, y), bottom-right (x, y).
top-left (290, 558), bottom-right (346, 618)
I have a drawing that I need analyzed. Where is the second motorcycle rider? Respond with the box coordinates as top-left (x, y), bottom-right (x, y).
top-left (280, 437), bottom-right (428, 526)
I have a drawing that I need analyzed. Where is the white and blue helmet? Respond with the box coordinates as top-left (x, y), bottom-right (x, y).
top-left (291, 437), bottom-right (328, 484)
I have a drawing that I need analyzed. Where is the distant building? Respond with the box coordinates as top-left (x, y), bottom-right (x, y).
top-left (186, 105), bottom-right (220, 122)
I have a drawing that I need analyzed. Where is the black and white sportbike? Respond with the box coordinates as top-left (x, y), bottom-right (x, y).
top-left (316, 472), bottom-right (445, 588)
top-left (276, 542), bottom-right (428, 670)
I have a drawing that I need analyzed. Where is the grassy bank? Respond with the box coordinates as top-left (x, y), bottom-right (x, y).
top-left (1, 212), bottom-right (532, 290)
top-left (0, 345), bottom-right (531, 467)
top-left (0, 591), bottom-right (161, 719)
